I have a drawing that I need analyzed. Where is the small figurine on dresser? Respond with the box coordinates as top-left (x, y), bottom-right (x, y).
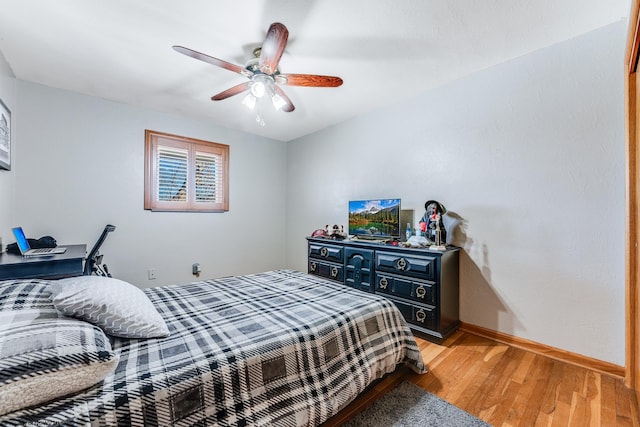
top-left (328, 224), bottom-right (347, 239)
top-left (419, 200), bottom-right (447, 250)
top-left (311, 224), bottom-right (347, 240)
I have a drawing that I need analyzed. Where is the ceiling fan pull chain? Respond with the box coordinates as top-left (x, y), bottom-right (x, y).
top-left (255, 102), bottom-right (266, 127)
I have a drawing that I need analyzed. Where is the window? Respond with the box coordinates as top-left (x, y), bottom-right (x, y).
top-left (144, 130), bottom-right (229, 212)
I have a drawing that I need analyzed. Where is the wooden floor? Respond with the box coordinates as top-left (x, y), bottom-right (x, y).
top-left (325, 330), bottom-right (640, 426)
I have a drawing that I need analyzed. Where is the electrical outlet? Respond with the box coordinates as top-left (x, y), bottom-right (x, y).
top-left (148, 268), bottom-right (157, 280)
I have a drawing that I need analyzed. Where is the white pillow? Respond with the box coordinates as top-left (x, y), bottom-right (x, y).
top-left (49, 276), bottom-right (170, 339)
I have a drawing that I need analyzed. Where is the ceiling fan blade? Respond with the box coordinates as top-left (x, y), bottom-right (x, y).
top-left (211, 82), bottom-right (252, 101)
top-left (258, 23), bottom-right (288, 75)
top-left (273, 86), bottom-right (295, 112)
top-left (276, 74), bottom-right (343, 87)
top-left (173, 46), bottom-right (253, 78)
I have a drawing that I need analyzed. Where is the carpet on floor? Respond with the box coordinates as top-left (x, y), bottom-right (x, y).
top-left (342, 380), bottom-right (492, 427)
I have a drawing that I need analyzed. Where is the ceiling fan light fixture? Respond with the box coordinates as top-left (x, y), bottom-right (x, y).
top-left (250, 81), bottom-right (266, 98)
top-left (272, 93), bottom-right (287, 111)
top-left (250, 74), bottom-right (274, 98)
top-left (241, 93), bottom-right (257, 110)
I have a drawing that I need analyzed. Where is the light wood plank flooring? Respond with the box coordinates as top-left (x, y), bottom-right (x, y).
top-left (324, 330), bottom-right (640, 426)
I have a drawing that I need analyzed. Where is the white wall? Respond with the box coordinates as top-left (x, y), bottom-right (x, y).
top-left (0, 50), bottom-right (15, 251)
top-left (2, 20), bottom-right (627, 365)
top-left (13, 81), bottom-right (288, 287)
top-left (286, 22), bottom-right (626, 365)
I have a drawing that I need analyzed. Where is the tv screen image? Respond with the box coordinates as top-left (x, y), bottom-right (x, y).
top-left (348, 198), bottom-right (401, 239)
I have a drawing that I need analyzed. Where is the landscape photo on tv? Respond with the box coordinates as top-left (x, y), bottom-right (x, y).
top-left (348, 198), bottom-right (401, 238)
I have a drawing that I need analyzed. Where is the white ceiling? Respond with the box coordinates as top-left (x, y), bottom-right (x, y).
top-left (0, 0), bottom-right (631, 142)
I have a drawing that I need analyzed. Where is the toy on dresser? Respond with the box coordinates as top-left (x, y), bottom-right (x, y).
top-left (419, 200), bottom-right (447, 250)
top-left (311, 224), bottom-right (347, 240)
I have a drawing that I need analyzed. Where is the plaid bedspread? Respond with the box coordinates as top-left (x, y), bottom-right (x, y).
top-left (1, 269), bottom-right (426, 426)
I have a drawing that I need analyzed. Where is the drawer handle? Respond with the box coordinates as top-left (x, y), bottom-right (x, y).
top-left (396, 258), bottom-right (407, 271)
top-left (416, 285), bottom-right (426, 299)
top-left (416, 309), bottom-right (426, 323)
top-left (331, 266), bottom-right (338, 278)
top-left (379, 277), bottom-right (388, 289)
top-left (320, 247), bottom-right (329, 257)
top-left (310, 261), bottom-right (317, 272)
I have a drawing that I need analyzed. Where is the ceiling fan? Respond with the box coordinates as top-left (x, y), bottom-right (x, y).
top-left (173, 22), bottom-right (343, 124)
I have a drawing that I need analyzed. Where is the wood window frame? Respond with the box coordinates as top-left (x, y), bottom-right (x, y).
top-left (144, 130), bottom-right (229, 212)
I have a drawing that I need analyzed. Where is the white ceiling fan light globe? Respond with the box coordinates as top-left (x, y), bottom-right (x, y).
top-left (272, 93), bottom-right (287, 111)
top-left (241, 93), bottom-right (257, 110)
top-left (250, 74), bottom-right (274, 98)
top-left (250, 81), bottom-right (266, 98)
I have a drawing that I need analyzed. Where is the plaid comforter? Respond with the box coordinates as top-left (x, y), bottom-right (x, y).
top-left (1, 269), bottom-right (426, 426)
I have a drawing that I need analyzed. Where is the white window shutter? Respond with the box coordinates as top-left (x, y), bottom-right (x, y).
top-left (195, 151), bottom-right (223, 204)
top-left (157, 146), bottom-right (188, 202)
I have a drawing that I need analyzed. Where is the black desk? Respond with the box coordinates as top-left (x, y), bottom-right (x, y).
top-left (0, 244), bottom-right (86, 280)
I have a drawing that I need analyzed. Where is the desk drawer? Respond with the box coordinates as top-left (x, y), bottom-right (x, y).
top-left (0, 244), bottom-right (86, 280)
top-left (375, 273), bottom-right (436, 306)
top-left (375, 251), bottom-right (436, 280)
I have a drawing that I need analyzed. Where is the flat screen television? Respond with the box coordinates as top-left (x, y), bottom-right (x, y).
top-left (348, 198), bottom-right (401, 239)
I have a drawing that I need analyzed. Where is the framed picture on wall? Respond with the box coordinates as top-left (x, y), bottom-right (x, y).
top-left (0, 97), bottom-right (10, 171)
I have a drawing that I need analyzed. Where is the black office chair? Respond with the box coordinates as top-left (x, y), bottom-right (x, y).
top-left (84, 224), bottom-right (116, 277)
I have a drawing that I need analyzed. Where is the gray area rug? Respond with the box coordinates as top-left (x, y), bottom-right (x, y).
top-left (342, 381), bottom-right (492, 427)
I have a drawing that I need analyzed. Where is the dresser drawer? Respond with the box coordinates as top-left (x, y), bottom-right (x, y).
top-left (308, 242), bottom-right (344, 263)
top-left (308, 260), bottom-right (344, 282)
top-left (375, 273), bottom-right (436, 306)
top-left (387, 297), bottom-right (437, 330)
top-left (375, 251), bottom-right (436, 280)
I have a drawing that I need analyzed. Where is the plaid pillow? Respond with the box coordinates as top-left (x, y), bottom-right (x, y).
top-left (0, 304), bottom-right (119, 416)
top-left (0, 279), bottom-right (53, 311)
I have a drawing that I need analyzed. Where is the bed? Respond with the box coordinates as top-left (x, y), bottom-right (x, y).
top-left (0, 269), bottom-right (426, 426)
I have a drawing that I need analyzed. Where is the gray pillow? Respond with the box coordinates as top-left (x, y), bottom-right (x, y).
top-left (50, 276), bottom-right (170, 339)
top-left (0, 307), bottom-right (119, 416)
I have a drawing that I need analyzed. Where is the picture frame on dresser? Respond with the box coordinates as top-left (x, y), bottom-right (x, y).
top-left (0, 97), bottom-right (10, 171)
